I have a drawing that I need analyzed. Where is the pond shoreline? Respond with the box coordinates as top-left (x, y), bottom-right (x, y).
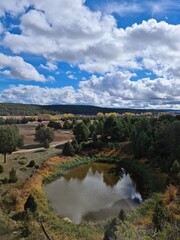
top-left (43, 156), bottom-right (166, 200)
top-left (44, 162), bottom-right (142, 224)
top-left (15, 154), bottom-right (167, 240)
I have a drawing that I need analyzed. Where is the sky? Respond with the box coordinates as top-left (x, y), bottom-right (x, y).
top-left (0, 0), bottom-right (180, 109)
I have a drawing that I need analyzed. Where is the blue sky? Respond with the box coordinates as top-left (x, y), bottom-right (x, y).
top-left (0, 0), bottom-right (180, 109)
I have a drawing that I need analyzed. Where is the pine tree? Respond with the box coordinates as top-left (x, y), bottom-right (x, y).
top-left (62, 141), bottom-right (75, 156)
top-left (118, 209), bottom-right (125, 222)
top-left (24, 194), bottom-right (37, 213)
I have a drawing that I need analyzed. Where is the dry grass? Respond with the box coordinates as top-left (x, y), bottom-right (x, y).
top-left (15, 155), bottom-right (67, 212)
top-left (163, 185), bottom-right (180, 220)
top-left (18, 122), bottom-right (73, 145)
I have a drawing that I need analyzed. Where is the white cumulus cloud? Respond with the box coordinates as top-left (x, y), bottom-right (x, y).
top-left (0, 53), bottom-right (46, 82)
top-left (0, 0), bottom-right (179, 109)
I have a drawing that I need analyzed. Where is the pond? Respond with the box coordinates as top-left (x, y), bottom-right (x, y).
top-left (44, 162), bottom-right (142, 224)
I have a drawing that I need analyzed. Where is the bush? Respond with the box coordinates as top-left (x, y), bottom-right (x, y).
top-left (18, 160), bottom-right (26, 165)
top-left (35, 124), bottom-right (44, 131)
top-left (21, 117), bottom-right (29, 124)
top-left (9, 168), bottom-right (18, 183)
top-left (28, 160), bottom-right (36, 168)
top-left (152, 200), bottom-right (169, 231)
top-left (104, 217), bottom-right (119, 240)
top-left (170, 160), bottom-right (180, 175)
top-left (119, 209), bottom-right (126, 222)
top-left (24, 194), bottom-right (37, 213)
top-left (48, 120), bottom-right (62, 129)
top-left (63, 120), bottom-right (71, 129)
top-left (62, 141), bottom-right (75, 156)
top-left (0, 164), bottom-right (3, 173)
top-left (3, 177), bottom-right (8, 184)
top-left (71, 139), bottom-right (81, 154)
top-left (34, 126), bottom-right (54, 145)
top-left (35, 164), bottom-right (40, 169)
top-left (43, 139), bottom-right (50, 149)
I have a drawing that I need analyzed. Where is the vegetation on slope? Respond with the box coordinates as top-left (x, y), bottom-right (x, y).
top-left (0, 113), bottom-right (179, 239)
top-left (0, 102), bottom-right (178, 116)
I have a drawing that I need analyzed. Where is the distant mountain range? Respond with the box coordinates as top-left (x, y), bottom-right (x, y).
top-left (0, 102), bottom-right (179, 116)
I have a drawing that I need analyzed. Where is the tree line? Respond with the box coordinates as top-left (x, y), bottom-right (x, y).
top-left (62, 114), bottom-right (180, 183)
top-left (1, 102), bottom-right (176, 116)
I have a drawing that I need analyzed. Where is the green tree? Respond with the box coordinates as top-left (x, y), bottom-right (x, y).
top-left (89, 123), bottom-right (97, 138)
top-left (152, 200), bottom-right (169, 231)
top-left (71, 119), bottom-right (77, 129)
top-left (73, 122), bottom-right (90, 143)
top-left (62, 141), bottom-right (75, 156)
top-left (170, 160), bottom-right (180, 175)
top-left (96, 120), bottom-right (104, 135)
top-left (24, 194), bottom-right (37, 213)
top-left (170, 160), bottom-right (180, 182)
top-left (63, 119), bottom-right (71, 129)
top-left (34, 126), bottom-right (54, 146)
top-left (9, 167), bottom-right (18, 183)
top-left (0, 164), bottom-right (4, 173)
top-left (118, 209), bottom-right (126, 223)
top-left (148, 145), bottom-right (156, 161)
top-left (48, 120), bottom-right (62, 130)
top-left (43, 139), bottom-right (50, 149)
top-left (135, 131), bottom-right (151, 158)
top-left (35, 123), bottom-right (45, 131)
top-left (28, 160), bottom-right (36, 168)
top-left (0, 125), bottom-right (24, 163)
top-left (102, 116), bottom-right (117, 141)
top-left (71, 139), bottom-right (81, 154)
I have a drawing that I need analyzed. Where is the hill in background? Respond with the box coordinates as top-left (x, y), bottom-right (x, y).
top-left (0, 102), bottom-right (178, 116)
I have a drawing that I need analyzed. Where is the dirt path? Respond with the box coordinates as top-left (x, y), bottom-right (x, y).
top-left (13, 140), bottom-right (70, 154)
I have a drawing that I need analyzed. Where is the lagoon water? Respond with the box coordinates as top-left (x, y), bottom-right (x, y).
top-left (44, 163), bottom-right (142, 224)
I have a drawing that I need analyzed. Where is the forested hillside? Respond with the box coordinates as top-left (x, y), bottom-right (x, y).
top-left (0, 102), bottom-right (178, 116)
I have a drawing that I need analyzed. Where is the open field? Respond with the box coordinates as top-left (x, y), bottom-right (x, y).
top-left (18, 121), bottom-right (73, 146)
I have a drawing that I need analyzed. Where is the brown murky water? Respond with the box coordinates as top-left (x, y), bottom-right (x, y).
top-left (44, 163), bottom-right (142, 224)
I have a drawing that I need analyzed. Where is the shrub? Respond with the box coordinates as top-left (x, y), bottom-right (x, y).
top-left (0, 164), bottom-right (3, 173)
top-left (3, 177), bottom-right (8, 184)
top-left (48, 120), bottom-right (62, 129)
top-left (104, 217), bottom-right (119, 240)
top-left (170, 160), bottom-right (180, 175)
top-left (28, 160), bottom-right (36, 168)
top-left (63, 120), bottom-right (71, 129)
top-left (71, 139), bottom-right (81, 154)
top-left (43, 139), bottom-right (50, 149)
top-left (152, 200), bottom-right (169, 231)
top-left (119, 209), bottom-right (126, 223)
top-left (24, 194), bottom-right (37, 213)
top-left (18, 160), bottom-right (26, 165)
top-left (21, 117), bottom-right (29, 124)
top-left (9, 168), bottom-right (18, 183)
top-left (62, 141), bottom-right (75, 156)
